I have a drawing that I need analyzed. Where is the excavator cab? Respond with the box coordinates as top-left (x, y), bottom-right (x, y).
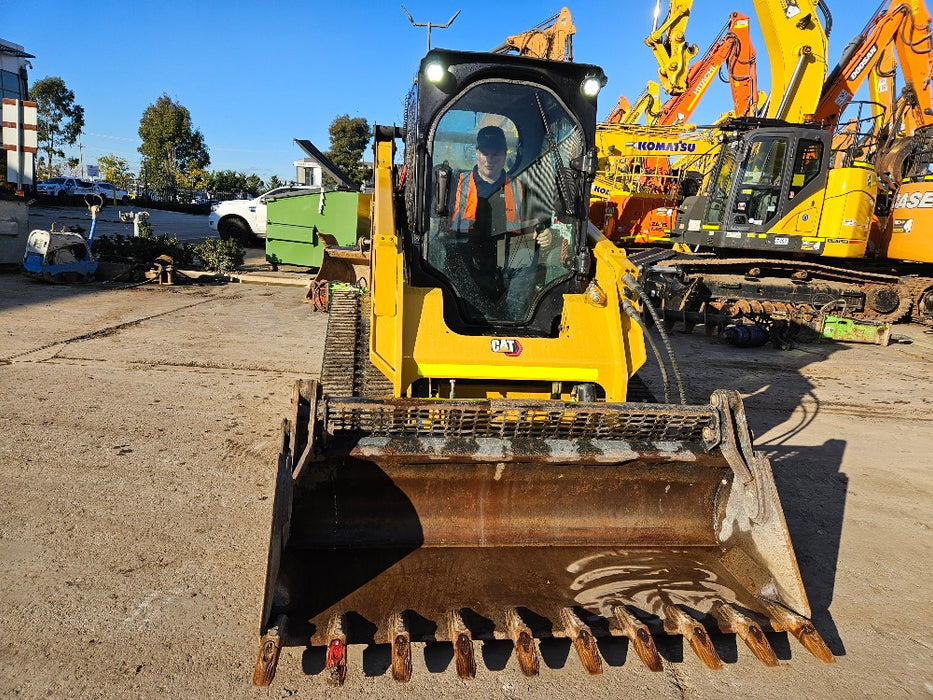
top-left (253, 51), bottom-right (833, 686)
top-left (672, 118), bottom-right (877, 259)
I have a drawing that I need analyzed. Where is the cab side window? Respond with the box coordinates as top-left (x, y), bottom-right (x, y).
top-left (789, 140), bottom-right (824, 199)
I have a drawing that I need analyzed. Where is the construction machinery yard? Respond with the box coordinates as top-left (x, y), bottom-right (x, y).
top-left (0, 269), bottom-right (931, 697)
top-left (5, 1), bottom-right (933, 696)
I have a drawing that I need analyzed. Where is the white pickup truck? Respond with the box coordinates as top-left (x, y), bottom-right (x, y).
top-left (208, 186), bottom-right (316, 245)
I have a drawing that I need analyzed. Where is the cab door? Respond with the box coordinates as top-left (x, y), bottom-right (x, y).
top-left (723, 134), bottom-right (789, 232)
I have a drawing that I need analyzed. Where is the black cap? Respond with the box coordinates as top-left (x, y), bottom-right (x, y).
top-left (476, 125), bottom-right (507, 152)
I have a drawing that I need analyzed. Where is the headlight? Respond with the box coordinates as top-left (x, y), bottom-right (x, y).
top-left (581, 75), bottom-right (605, 98)
top-left (424, 60), bottom-right (445, 84)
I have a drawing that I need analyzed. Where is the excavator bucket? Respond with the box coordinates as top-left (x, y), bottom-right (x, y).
top-left (254, 374), bottom-right (832, 684)
top-left (304, 233), bottom-right (371, 312)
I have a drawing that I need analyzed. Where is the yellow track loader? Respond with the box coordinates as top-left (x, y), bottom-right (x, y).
top-left (253, 49), bottom-right (833, 685)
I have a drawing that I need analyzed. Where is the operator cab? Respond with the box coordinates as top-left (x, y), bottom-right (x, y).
top-left (672, 119), bottom-right (832, 251)
top-left (403, 50), bottom-right (604, 336)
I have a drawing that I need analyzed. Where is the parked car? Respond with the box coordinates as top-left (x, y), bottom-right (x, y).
top-left (208, 185), bottom-right (317, 245)
top-left (71, 179), bottom-right (99, 197)
top-left (36, 177), bottom-right (99, 198)
top-left (94, 181), bottom-right (130, 204)
top-left (36, 177), bottom-right (77, 197)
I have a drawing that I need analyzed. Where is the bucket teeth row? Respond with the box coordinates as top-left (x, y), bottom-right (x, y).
top-left (447, 609), bottom-right (477, 680)
top-left (611, 605), bottom-right (663, 672)
top-left (279, 600), bottom-right (834, 684)
top-left (663, 604), bottom-right (724, 670)
top-left (762, 600), bottom-right (836, 664)
top-left (506, 607), bottom-right (541, 677)
top-left (561, 608), bottom-right (603, 675)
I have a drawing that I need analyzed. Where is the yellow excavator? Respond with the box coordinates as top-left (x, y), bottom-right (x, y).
top-left (654, 0), bottom-right (933, 333)
top-left (252, 48), bottom-right (833, 686)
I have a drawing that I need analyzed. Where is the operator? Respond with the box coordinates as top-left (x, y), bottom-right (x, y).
top-left (449, 125), bottom-right (555, 316)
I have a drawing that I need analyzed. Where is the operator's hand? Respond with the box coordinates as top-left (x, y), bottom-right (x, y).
top-left (533, 227), bottom-right (554, 247)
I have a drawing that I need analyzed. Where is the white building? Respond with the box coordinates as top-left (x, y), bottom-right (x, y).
top-left (0, 38), bottom-right (36, 192)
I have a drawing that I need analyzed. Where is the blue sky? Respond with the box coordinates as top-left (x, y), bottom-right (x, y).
top-left (12, 0), bottom-right (875, 185)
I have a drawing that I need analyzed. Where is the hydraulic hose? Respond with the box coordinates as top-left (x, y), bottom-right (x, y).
top-left (622, 272), bottom-right (687, 405)
top-left (620, 297), bottom-right (672, 404)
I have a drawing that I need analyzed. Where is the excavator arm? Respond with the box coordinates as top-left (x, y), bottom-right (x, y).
top-left (645, 0), bottom-right (699, 95)
top-left (606, 82), bottom-right (663, 125)
top-left (655, 12), bottom-right (761, 125)
top-left (815, 1), bottom-right (933, 130)
top-left (491, 6), bottom-right (575, 61)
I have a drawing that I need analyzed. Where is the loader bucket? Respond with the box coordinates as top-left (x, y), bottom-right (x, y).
top-left (304, 235), bottom-right (372, 312)
top-left (311, 233), bottom-right (371, 286)
top-left (253, 382), bottom-right (832, 684)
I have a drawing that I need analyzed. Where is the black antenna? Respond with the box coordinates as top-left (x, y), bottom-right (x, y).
top-left (402, 6), bottom-right (461, 52)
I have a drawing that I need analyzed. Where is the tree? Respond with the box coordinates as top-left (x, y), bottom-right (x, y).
top-left (244, 174), bottom-right (265, 195)
top-left (325, 114), bottom-right (370, 188)
top-left (267, 174), bottom-right (283, 190)
top-left (177, 167), bottom-right (210, 192)
top-left (97, 154), bottom-right (135, 189)
top-left (138, 94), bottom-right (209, 198)
top-left (30, 77), bottom-right (85, 180)
top-left (206, 169), bottom-right (265, 197)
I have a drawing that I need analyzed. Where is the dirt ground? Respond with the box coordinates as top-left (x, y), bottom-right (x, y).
top-left (0, 263), bottom-right (931, 699)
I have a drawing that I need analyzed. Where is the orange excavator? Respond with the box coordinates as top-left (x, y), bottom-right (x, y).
top-left (491, 7), bottom-right (575, 61)
top-left (814, 0), bottom-right (933, 133)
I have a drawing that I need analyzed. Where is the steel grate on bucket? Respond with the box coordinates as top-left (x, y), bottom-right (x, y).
top-left (323, 398), bottom-right (718, 444)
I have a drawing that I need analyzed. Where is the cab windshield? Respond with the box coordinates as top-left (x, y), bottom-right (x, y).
top-left (426, 80), bottom-right (584, 324)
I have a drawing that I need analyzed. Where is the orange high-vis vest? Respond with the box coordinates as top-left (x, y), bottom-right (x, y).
top-left (452, 171), bottom-right (523, 233)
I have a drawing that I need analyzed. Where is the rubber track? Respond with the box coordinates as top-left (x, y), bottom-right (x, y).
top-left (320, 290), bottom-right (393, 398)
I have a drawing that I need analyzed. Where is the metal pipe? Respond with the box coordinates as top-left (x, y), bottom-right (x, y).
top-left (775, 47), bottom-right (813, 121)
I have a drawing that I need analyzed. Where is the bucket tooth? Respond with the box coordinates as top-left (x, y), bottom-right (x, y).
top-left (762, 601), bottom-right (835, 664)
top-left (663, 605), bottom-right (723, 670)
top-left (325, 612), bottom-right (348, 686)
top-left (560, 608), bottom-right (603, 675)
top-left (611, 606), bottom-right (663, 672)
top-left (252, 614), bottom-right (286, 686)
top-left (447, 610), bottom-right (476, 680)
top-left (712, 603), bottom-right (778, 667)
top-left (505, 608), bottom-right (540, 677)
top-left (388, 612), bottom-right (413, 683)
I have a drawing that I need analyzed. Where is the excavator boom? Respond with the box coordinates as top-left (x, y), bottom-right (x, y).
top-left (815, 1), bottom-right (933, 130)
top-left (753, 0), bottom-right (831, 122)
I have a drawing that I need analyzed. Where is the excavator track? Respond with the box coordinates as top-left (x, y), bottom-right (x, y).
top-left (906, 276), bottom-right (933, 325)
top-left (650, 254), bottom-right (919, 325)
